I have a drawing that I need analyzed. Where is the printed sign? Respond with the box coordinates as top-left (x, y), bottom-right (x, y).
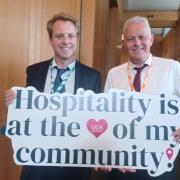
top-left (6, 87), bottom-right (180, 176)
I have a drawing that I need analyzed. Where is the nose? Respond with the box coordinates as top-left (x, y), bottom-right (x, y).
top-left (133, 37), bottom-right (141, 45)
top-left (62, 35), bottom-right (69, 44)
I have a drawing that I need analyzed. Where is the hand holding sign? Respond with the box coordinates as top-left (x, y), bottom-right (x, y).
top-left (5, 87), bottom-right (180, 177)
top-left (172, 128), bottom-right (180, 144)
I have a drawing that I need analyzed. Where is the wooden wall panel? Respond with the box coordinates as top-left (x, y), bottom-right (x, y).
top-left (93, 0), bottom-right (109, 85)
top-left (0, 0), bottom-right (30, 125)
top-left (80, 0), bottom-right (96, 67)
top-left (0, 1), bottom-right (30, 179)
top-left (160, 18), bottom-right (180, 62)
top-left (161, 28), bottom-right (176, 59)
top-left (28, 0), bottom-right (43, 65)
top-left (106, 8), bottom-right (121, 75)
top-left (174, 19), bottom-right (180, 60)
top-left (80, 0), bottom-right (109, 88)
top-left (0, 0), bottom-right (30, 116)
top-left (106, 7), bottom-right (129, 78)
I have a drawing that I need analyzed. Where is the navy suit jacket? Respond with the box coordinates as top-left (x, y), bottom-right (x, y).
top-left (21, 59), bottom-right (101, 180)
top-left (106, 169), bottom-right (175, 180)
top-left (26, 59), bottom-right (101, 94)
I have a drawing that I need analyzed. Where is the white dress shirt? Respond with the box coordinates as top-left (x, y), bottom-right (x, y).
top-left (104, 54), bottom-right (180, 97)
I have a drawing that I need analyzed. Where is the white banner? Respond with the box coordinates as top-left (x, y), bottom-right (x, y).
top-left (6, 87), bottom-right (180, 177)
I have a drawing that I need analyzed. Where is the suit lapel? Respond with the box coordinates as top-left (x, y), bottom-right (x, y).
top-left (38, 60), bottom-right (52, 92)
top-left (33, 59), bottom-right (52, 92)
top-left (74, 61), bottom-right (83, 94)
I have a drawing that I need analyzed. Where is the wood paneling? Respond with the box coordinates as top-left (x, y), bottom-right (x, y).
top-left (106, 8), bottom-right (120, 74)
top-left (80, 0), bottom-right (109, 86)
top-left (174, 19), bottom-right (180, 60)
top-left (106, 7), bottom-right (129, 74)
top-left (161, 28), bottom-right (176, 59)
top-left (0, 1), bottom-right (30, 179)
top-left (80, 0), bottom-right (96, 67)
top-left (0, 136), bottom-right (21, 180)
top-left (0, 0), bottom-right (29, 125)
top-left (93, 0), bottom-right (109, 85)
top-left (160, 18), bottom-right (180, 62)
top-left (28, 0), bottom-right (43, 65)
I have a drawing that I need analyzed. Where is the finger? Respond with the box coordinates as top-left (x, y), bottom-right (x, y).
top-left (5, 89), bottom-right (16, 106)
top-left (94, 167), bottom-right (99, 171)
top-left (172, 129), bottom-right (180, 137)
top-left (129, 169), bottom-right (136, 173)
top-left (94, 167), bottom-right (112, 172)
top-left (119, 168), bottom-right (136, 173)
top-left (102, 167), bottom-right (112, 172)
top-left (173, 137), bottom-right (180, 144)
top-left (119, 168), bottom-right (126, 173)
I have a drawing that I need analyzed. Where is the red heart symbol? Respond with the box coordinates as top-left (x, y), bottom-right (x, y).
top-left (87, 119), bottom-right (108, 138)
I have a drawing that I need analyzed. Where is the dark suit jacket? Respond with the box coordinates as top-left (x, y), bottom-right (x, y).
top-left (106, 169), bottom-right (175, 180)
top-left (25, 59), bottom-right (101, 94)
top-left (21, 59), bottom-right (101, 180)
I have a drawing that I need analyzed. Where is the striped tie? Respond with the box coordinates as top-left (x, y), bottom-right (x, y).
top-left (53, 67), bottom-right (69, 93)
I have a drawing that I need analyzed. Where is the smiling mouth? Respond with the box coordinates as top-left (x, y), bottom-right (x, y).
top-left (61, 47), bottom-right (72, 52)
top-left (132, 48), bottom-right (144, 53)
top-left (61, 47), bottom-right (71, 50)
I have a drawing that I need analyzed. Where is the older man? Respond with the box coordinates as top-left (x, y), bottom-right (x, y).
top-left (104, 16), bottom-right (180, 180)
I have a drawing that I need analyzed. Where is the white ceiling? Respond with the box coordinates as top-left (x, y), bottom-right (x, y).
top-left (122, 0), bottom-right (180, 36)
top-left (151, 27), bottom-right (171, 36)
top-left (124, 0), bottom-right (180, 11)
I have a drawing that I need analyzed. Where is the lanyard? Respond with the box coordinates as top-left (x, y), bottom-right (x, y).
top-left (127, 60), bottom-right (153, 92)
top-left (49, 62), bottom-right (72, 94)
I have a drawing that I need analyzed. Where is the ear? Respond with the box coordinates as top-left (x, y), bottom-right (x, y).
top-left (121, 34), bottom-right (125, 46)
top-left (121, 40), bottom-right (125, 49)
top-left (150, 34), bottom-right (154, 46)
top-left (49, 38), bottom-right (52, 47)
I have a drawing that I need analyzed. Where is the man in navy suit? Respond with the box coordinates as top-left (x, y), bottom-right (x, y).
top-left (5, 12), bottom-right (101, 180)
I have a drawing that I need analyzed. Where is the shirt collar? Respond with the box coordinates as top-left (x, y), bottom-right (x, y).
top-left (129, 53), bottom-right (152, 70)
top-left (52, 58), bottom-right (76, 71)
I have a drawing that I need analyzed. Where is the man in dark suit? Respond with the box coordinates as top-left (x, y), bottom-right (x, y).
top-left (5, 12), bottom-right (101, 180)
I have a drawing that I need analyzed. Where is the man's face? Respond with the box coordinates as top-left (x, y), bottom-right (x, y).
top-left (124, 22), bottom-right (154, 65)
top-left (49, 20), bottom-right (78, 63)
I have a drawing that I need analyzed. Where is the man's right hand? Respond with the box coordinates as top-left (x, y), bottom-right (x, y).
top-left (94, 167), bottom-right (136, 173)
top-left (5, 89), bottom-right (16, 106)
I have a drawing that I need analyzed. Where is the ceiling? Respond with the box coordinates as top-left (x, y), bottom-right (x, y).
top-left (124, 0), bottom-right (180, 11)
top-left (111, 0), bottom-right (180, 37)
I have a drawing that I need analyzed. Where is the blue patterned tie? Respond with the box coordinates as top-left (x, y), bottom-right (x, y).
top-left (53, 67), bottom-right (69, 93)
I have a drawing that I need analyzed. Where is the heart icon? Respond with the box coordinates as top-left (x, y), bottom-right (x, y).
top-left (87, 119), bottom-right (108, 138)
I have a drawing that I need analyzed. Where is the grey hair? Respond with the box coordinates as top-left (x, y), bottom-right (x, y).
top-left (123, 16), bottom-right (152, 35)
